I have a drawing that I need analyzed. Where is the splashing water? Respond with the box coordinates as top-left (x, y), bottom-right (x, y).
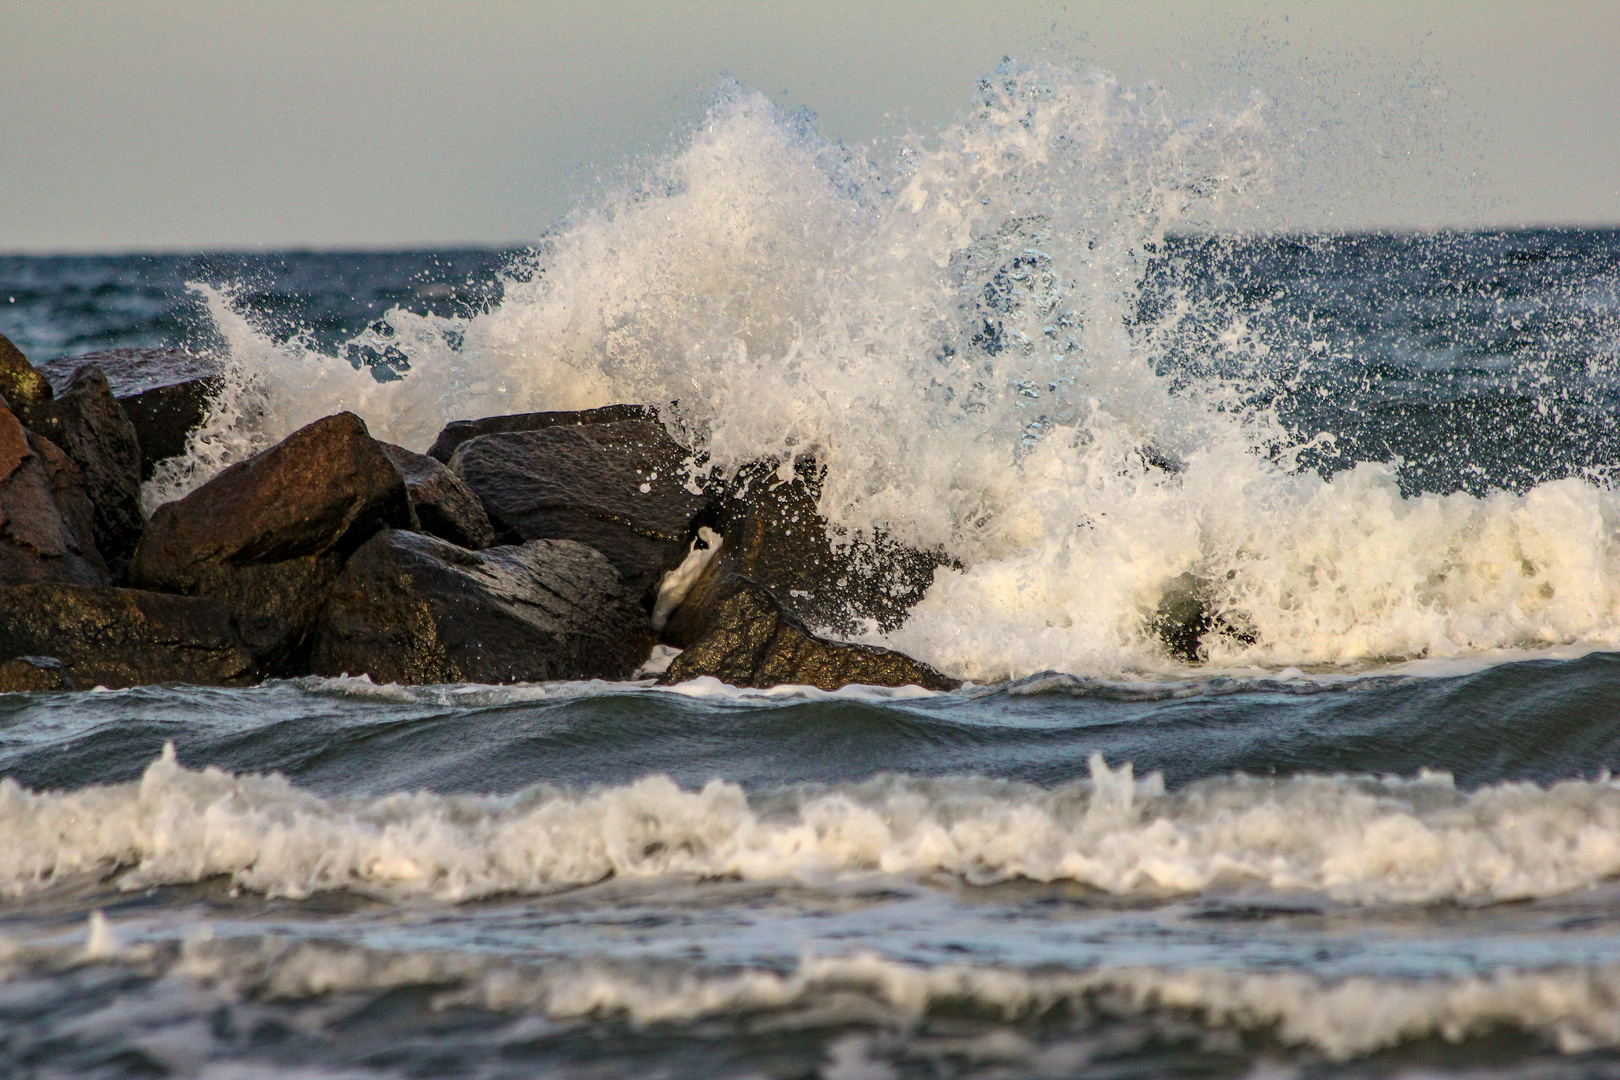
top-left (150, 65), bottom-right (1620, 680)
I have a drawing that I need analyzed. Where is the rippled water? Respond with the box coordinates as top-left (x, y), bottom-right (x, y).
top-left (5, 65), bottom-right (1620, 1078)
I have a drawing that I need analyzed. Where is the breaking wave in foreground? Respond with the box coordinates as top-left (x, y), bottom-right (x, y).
top-left (7, 745), bottom-right (1620, 906)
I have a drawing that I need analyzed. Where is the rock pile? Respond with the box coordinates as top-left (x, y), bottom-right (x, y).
top-left (0, 331), bottom-right (962, 693)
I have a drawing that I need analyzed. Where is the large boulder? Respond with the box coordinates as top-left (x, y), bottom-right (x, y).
top-left (130, 412), bottom-right (412, 672)
top-left (0, 583), bottom-right (254, 688)
top-left (311, 530), bottom-right (652, 685)
top-left (451, 418), bottom-right (712, 603)
top-left (426, 404), bottom-right (655, 464)
top-left (379, 442), bottom-right (495, 549)
top-left (660, 574), bottom-right (959, 692)
top-left (51, 365), bottom-right (143, 574)
top-left (661, 457), bottom-right (948, 644)
top-left (41, 347), bottom-right (224, 480)
top-left (0, 399), bottom-right (109, 586)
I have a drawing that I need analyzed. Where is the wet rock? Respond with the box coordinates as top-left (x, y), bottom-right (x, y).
top-left (661, 458), bottom-right (948, 645)
top-left (0, 331), bottom-right (60, 439)
top-left (451, 418), bottom-right (711, 602)
top-left (0, 583), bottom-right (254, 688)
top-left (0, 655), bottom-right (76, 692)
top-left (130, 412), bottom-right (412, 671)
top-left (52, 365), bottom-right (143, 573)
top-left (1150, 571), bottom-right (1256, 663)
top-left (312, 530), bottom-right (652, 685)
top-left (427, 403), bottom-right (655, 464)
top-left (42, 349), bottom-right (224, 480)
top-left (379, 442), bottom-right (495, 549)
top-left (0, 399), bottom-right (110, 586)
top-left (659, 574), bottom-right (959, 692)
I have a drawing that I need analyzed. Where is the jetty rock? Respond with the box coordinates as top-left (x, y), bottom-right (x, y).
top-left (660, 574), bottom-right (958, 692)
top-left (312, 529), bottom-right (652, 684)
top-left (450, 412), bottom-right (712, 604)
top-left (426, 403), bottom-right (656, 464)
top-left (661, 456), bottom-right (949, 645)
top-left (0, 583), bottom-right (254, 688)
top-left (42, 347), bottom-right (223, 480)
top-left (0, 331), bottom-right (61, 439)
top-left (0, 398), bottom-right (110, 586)
top-left (0, 655), bottom-right (76, 692)
top-left (50, 364), bottom-right (143, 574)
top-left (379, 441), bottom-right (496, 550)
top-left (131, 411), bottom-right (413, 673)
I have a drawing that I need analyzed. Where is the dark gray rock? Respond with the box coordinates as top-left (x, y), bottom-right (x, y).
top-left (0, 655), bottom-right (76, 692)
top-left (119, 378), bottom-right (219, 479)
top-left (0, 399), bottom-right (110, 586)
top-left (661, 457), bottom-right (948, 645)
top-left (451, 418), bottom-right (711, 603)
top-left (312, 530), bottom-right (653, 685)
top-left (42, 348), bottom-right (225, 480)
top-left (130, 412), bottom-right (412, 672)
top-left (660, 574), bottom-right (958, 692)
top-left (52, 365), bottom-right (143, 574)
top-left (427, 403), bottom-right (655, 464)
top-left (379, 442), bottom-right (495, 549)
top-left (0, 583), bottom-right (254, 688)
top-left (1149, 571), bottom-right (1256, 663)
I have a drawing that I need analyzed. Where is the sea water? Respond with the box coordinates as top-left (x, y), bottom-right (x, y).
top-left (3, 65), bottom-right (1620, 1077)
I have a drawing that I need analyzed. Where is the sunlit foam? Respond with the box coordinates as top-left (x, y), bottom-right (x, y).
top-left (149, 64), bottom-right (1620, 679)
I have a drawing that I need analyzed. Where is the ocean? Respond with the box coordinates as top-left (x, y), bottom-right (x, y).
top-left (4, 69), bottom-right (1620, 1077)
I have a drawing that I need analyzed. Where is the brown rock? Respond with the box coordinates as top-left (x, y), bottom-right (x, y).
top-left (426, 403), bottom-right (655, 464)
top-left (52, 365), bottom-right (143, 573)
top-left (312, 529), bottom-right (652, 685)
top-left (130, 412), bottom-right (412, 671)
top-left (379, 442), bottom-right (495, 549)
top-left (0, 655), bottom-right (76, 692)
top-left (660, 574), bottom-right (958, 692)
top-left (451, 418), bottom-right (712, 602)
top-left (0, 331), bottom-right (59, 438)
top-left (0, 400), bottom-right (110, 586)
top-left (0, 583), bottom-right (253, 688)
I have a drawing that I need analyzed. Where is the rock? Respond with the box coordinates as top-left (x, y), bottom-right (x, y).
top-left (0, 399), bottom-right (110, 586)
top-left (1150, 571), bottom-right (1256, 663)
top-left (0, 584), bottom-right (254, 688)
top-left (45, 348), bottom-right (223, 480)
top-left (379, 442), bottom-right (495, 549)
top-left (38, 346), bottom-right (222, 400)
top-left (51, 365), bottom-right (143, 574)
top-left (659, 574), bottom-right (959, 692)
top-left (426, 403), bottom-right (655, 464)
top-left (661, 457), bottom-right (948, 644)
top-left (0, 331), bottom-right (60, 439)
top-left (0, 655), bottom-right (76, 692)
top-left (311, 530), bottom-right (652, 685)
top-left (119, 378), bottom-right (220, 480)
top-left (451, 418), bottom-right (711, 602)
top-left (130, 412), bottom-right (412, 672)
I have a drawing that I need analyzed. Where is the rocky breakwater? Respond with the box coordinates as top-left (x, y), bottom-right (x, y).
top-left (0, 330), bottom-right (960, 692)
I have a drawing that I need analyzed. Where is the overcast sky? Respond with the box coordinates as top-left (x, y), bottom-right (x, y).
top-left (3, 0), bottom-right (1617, 252)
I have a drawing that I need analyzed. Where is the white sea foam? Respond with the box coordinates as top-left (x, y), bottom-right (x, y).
top-left (152, 65), bottom-right (1620, 680)
top-left (57, 936), bottom-right (1620, 1059)
top-left (6, 747), bottom-right (1620, 906)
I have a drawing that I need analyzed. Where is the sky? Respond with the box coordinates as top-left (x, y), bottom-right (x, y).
top-left (2, 0), bottom-right (1617, 252)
